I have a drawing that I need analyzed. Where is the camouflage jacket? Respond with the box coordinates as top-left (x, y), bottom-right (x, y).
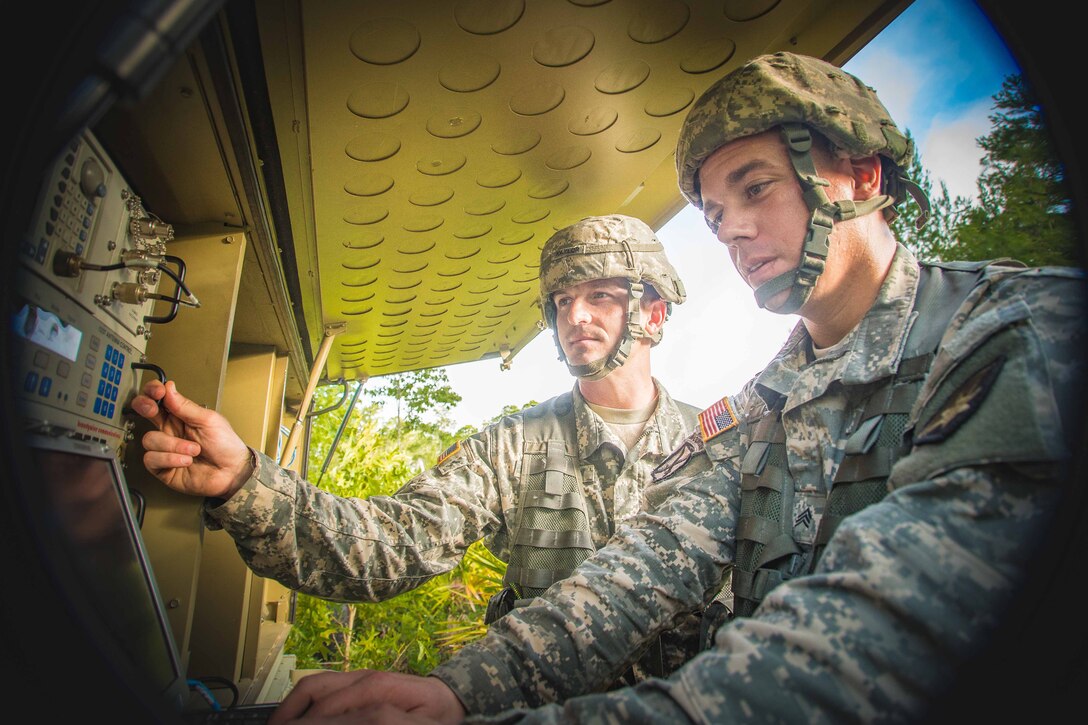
top-left (201, 379), bottom-right (698, 603)
top-left (431, 244), bottom-right (1086, 723)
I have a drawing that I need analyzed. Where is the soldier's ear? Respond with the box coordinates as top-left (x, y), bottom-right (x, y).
top-left (850, 155), bottom-right (882, 198)
top-left (643, 296), bottom-right (668, 334)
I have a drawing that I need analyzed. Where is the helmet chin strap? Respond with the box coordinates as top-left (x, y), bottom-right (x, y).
top-left (564, 282), bottom-right (649, 381)
top-left (753, 124), bottom-right (896, 315)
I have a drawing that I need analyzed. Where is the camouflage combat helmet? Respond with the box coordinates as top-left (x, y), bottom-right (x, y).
top-left (675, 51), bottom-right (930, 314)
top-left (538, 214), bottom-right (686, 381)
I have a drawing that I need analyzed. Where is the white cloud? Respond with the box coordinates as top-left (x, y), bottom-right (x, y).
top-left (917, 98), bottom-right (994, 201)
top-left (845, 48), bottom-right (926, 141)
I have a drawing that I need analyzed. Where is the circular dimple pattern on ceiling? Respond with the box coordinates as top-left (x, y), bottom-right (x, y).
top-left (510, 82), bottom-right (565, 116)
top-left (344, 207), bottom-right (388, 225)
top-left (645, 87), bottom-right (694, 117)
top-left (628, 0), bottom-right (690, 43)
top-left (346, 133), bottom-right (400, 162)
top-left (527, 179), bottom-right (568, 199)
top-left (492, 129), bottom-right (541, 155)
top-left (403, 215), bottom-right (443, 232)
top-left (416, 153), bottom-right (466, 176)
top-left (680, 37), bottom-right (736, 73)
top-left (498, 229), bottom-right (534, 245)
top-left (349, 18), bottom-right (420, 64)
top-left (464, 198), bottom-right (505, 215)
top-left (532, 26), bottom-right (594, 67)
top-left (595, 60), bottom-right (651, 94)
top-left (615, 128), bottom-right (661, 153)
top-left (409, 186), bottom-right (453, 206)
top-left (343, 257), bottom-right (380, 270)
top-left (546, 146), bottom-right (591, 170)
top-left (724, 0), bottom-right (780, 22)
top-left (345, 173), bottom-right (394, 197)
top-left (426, 109), bottom-right (482, 138)
top-left (343, 231), bottom-right (383, 250)
top-left (568, 106), bottom-right (617, 135)
top-left (398, 239), bottom-right (436, 255)
top-left (341, 272), bottom-right (378, 287)
top-left (439, 54), bottom-right (501, 92)
top-left (477, 165), bottom-right (522, 188)
top-left (512, 207), bottom-right (549, 224)
top-left (454, 221), bottom-right (492, 239)
top-left (347, 82), bottom-right (409, 118)
top-left (454, 0), bottom-right (525, 34)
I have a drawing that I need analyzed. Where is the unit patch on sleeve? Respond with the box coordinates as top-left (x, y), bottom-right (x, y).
top-left (916, 355), bottom-right (1006, 445)
top-left (699, 396), bottom-right (739, 442)
top-left (436, 440), bottom-right (462, 466)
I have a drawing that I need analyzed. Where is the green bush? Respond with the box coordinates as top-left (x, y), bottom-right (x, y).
top-left (284, 377), bottom-right (506, 674)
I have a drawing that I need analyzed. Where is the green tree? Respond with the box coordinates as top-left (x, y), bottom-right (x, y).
top-left (898, 73), bottom-right (1079, 267)
top-left (369, 368), bottom-right (462, 440)
top-left (953, 73), bottom-right (1079, 266)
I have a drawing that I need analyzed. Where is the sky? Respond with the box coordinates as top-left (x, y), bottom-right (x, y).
top-left (439, 0), bottom-right (1021, 431)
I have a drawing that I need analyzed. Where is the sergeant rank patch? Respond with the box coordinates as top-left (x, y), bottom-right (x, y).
top-left (916, 355), bottom-right (1006, 445)
top-left (699, 396), bottom-right (738, 442)
top-left (436, 440), bottom-right (462, 466)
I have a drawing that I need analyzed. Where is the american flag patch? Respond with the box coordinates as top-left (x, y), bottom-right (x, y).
top-left (436, 440), bottom-right (462, 466)
top-left (699, 396), bottom-right (738, 441)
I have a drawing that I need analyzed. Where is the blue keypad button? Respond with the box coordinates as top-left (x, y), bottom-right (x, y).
top-left (39, 377), bottom-right (52, 396)
top-left (24, 372), bottom-right (39, 392)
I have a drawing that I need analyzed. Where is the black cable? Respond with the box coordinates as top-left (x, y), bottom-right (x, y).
top-left (77, 261), bottom-right (126, 271)
top-left (144, 256), bottom-right (187, 324)
top-left (156, 259), bottom-right (196, 301)
top-left (146, 291), bottom-right (198, 307)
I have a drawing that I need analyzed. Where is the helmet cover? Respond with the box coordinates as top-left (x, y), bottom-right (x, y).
top-left (676, 51), bottom-right (912, 209)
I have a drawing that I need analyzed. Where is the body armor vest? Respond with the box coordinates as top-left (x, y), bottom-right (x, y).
top-left (731, 260), bottom-right (1003, 618)
top-left (485, 393), bottom-right (597, 623)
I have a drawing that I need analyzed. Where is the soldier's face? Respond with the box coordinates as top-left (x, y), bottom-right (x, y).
top-left (697, 129), bottom-right (860, 314)
top-left (552, 278), bottom-right (630, 365)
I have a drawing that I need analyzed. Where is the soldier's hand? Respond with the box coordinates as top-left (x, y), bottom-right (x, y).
top-left (130, 379), bottom-right (253, 500)
top-left (269, 670), bottom-right (465, 725)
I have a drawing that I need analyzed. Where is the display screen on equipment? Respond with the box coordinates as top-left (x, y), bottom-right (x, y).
top-left (13, 303), bottom-right (83, 362)
top-left (27, 433), bottom-right (188, 711)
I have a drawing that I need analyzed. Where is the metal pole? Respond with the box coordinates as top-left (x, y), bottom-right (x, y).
top-left (317, 378), bottom-right (365, 485)
top-left (279, 321), bottom-right (345, 468)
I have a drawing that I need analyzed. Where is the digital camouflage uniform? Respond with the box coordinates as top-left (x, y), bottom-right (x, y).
top-left (421, 52), bottom-right (1088, 722)
top-left (202, 381), bottom-right (696, 604)
top-left (431, 243), bottom-right (1085, 723)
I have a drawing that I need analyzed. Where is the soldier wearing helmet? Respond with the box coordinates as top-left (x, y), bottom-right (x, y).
top-left (132, 214), bottom-right (701, 684)
top-left (280, 52), bottom-right (1085, 724)
top-left (537, 214), bottom-right (686, 380)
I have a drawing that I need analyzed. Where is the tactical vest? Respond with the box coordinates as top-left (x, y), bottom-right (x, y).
top-left (730, 260), bottom-right (1011, 618)
top-left (485, 393), bottom-right (597, 623)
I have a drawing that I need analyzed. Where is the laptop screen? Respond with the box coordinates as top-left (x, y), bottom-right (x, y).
top-left (27, 433), bottom-right (188, 713)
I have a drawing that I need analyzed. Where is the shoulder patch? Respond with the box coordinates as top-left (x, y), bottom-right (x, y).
top-left (651, 434), bottom-right (703, 483)
top-left (436, 440), bottom-right (463, 466)
top-left (699, 396), bottom-right (739, 442)
top-left (916, 355), bottom-right (1006, 445)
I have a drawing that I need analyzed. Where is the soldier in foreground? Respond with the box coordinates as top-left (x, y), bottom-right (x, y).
top-left (132, 214), bottom-right (703, 682)
top-left (268, 52), bottom-right (1087, 723)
